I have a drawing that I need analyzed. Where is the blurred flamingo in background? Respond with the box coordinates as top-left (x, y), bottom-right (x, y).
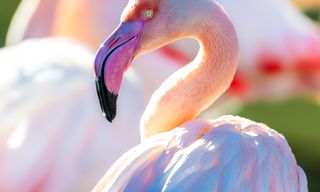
top-left (92, 0), bottom-right (307, 191)
top-left (0, 38), bottom-right (146, 191)
top-left (162, 0), bottom-right (320, 100)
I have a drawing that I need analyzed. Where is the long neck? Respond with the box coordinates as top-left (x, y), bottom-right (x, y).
top-left (141, 4), bottom-right (239, 138)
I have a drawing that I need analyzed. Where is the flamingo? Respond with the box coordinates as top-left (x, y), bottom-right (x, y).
top-left (92, 0), bottom-right (307, 191)
top-left (6, 0), bottom-right (320, 101)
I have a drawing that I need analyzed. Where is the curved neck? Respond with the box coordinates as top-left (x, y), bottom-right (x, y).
top-left (141, 5), bottom-right (239, 138)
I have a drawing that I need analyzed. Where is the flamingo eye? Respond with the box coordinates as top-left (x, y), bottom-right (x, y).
top-left (144, 10), bottom-right (154, 19)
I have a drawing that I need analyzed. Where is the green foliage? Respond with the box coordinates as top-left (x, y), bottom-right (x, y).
top-left (0, 0), bottom-right (21, 47)
top-left (304, 9), bottom-right (320, 21)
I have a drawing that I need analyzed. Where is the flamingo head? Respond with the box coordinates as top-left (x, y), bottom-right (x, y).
top-left (94, 0), bottom-right (201, 122)
top-left (94, 0), bottom-right (216, 121)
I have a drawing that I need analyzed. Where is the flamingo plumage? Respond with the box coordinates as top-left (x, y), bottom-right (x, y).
top-left (93, 0), bottom-right (307, 191)
top-left (0, 38), bottom-right (146, 191)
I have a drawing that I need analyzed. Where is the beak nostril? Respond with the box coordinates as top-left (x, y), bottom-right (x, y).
top-left (108, 37), bottom-right (120, 49)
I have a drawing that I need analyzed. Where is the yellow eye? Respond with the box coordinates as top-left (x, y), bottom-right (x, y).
top-left (144, 10), bottom-right (154, 19)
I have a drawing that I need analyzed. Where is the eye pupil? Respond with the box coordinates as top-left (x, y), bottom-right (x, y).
top-left (144, 10), bottom-right (154, 19)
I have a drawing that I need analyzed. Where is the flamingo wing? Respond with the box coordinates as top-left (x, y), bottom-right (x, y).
top-left (94, 116), bottom-right (306, 192)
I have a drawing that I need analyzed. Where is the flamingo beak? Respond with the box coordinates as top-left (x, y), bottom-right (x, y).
top-left (94, 21), bottom-right (143, 122)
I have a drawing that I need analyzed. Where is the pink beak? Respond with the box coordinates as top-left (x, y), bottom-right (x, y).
top-left (94, 21), bottom-right (143, 122)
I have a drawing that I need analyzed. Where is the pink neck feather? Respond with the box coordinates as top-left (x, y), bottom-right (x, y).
top-left (140, 3), bottom-right (239, 138)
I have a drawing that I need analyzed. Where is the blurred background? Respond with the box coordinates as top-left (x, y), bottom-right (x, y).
top-left (0, 0), bottom-right (319, 191)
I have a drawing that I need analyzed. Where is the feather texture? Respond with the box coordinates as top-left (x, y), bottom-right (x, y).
top-left (94, 116), bottom-right (307, 192)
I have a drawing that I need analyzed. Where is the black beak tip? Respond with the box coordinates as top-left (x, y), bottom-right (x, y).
top-left (103, 112), bottom-right (115, 123)
top-left (95, 78), bottom-right (118, 123)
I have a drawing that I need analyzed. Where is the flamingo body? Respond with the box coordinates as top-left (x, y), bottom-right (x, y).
top-left (94, 116), bottom-right (307, 192)
top-left (0, 38), bottom-right (144, 191)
